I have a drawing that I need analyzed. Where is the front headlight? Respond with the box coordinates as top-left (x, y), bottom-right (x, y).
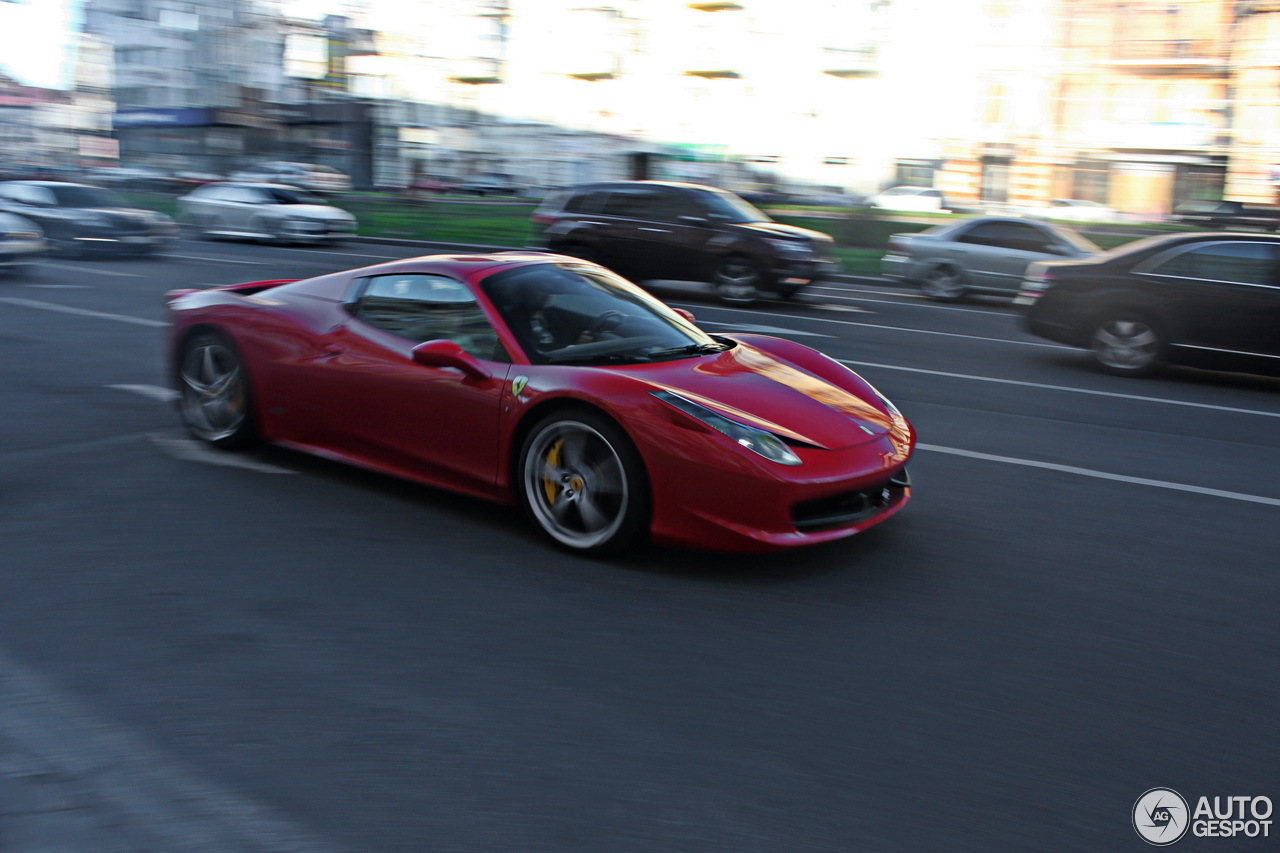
top-left (765, 238), bottom-right (816, 258)
top-left (651, 389), bottom-right (801, 466)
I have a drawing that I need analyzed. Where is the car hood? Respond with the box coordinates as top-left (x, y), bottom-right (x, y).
top-left (636, 342), bottom-right (901, 451)
top-left (728, 221), bottom-right (833, 243)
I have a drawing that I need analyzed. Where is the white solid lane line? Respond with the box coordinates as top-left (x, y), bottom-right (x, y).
top-left (149, 433), bottom-right (296, 474)
top-left (918, 443), bottom-right (1280, 507)
top-left (0, 297), bottom-right (166, 328)
top-left (108, 384), bottom-right (178, 402)
top-left (40, 263), bottom-right (142, 277)
top-left (702, 321), bottom-right (834, 338)
top-left (673, 300), bottom-right (1068, 349)
top-left (839, 359), bottom-right (1280, 419)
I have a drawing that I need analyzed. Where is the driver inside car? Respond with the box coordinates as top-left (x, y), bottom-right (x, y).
top-left (499, 275), bottom-right (624, 354)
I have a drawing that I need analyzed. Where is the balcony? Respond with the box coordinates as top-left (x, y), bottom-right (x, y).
top-left (821, 46), bottom-right (878, 78)
top-left (450, 58), bottom-right (503, 85)
top-left (688, 1), bottom-right (743, 9)
top-left (1106, 39), bottom-right (1226, 73)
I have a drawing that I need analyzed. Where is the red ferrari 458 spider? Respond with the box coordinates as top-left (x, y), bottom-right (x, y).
top-left (165, 252), bottom-right (914, 553)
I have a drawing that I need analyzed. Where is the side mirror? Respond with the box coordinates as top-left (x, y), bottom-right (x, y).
top-left (674, 308), bottom-right (696, 323)
top-left (411, 339), bottom-right (489, 379)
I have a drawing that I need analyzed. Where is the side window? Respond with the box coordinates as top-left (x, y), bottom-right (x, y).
top-left (957, 222), bottom-right (1059, 253)
top-left (563, 190), bottom-right (607, 214)
top-left (1147, 242), bottom-right (1278, 286)
top-left (2, 185), bottom-right (52, 205)
top-left (599, 188), bottom-right (664, 219)
top-left (220, 186), bottom-right (262, 204)
top-left (351, 274), bottom-right (507, 360)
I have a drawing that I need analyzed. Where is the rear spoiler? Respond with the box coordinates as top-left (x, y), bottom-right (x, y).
top-left (164, 279), bottom-right (298, 305)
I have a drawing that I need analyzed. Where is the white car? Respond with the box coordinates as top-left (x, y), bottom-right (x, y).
top-left (178, 182), bottom-right (357, 244)
top-left (871, 185), bottom-right (950, 213)
top-left (1023, 198), bottom-right (1122, 223)
top-left (228, 162), bottom-right (352, 193)
top-left (0, 211), bottom-right (45, 274)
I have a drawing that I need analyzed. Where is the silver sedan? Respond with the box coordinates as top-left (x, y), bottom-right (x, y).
top-left (882, 216), bottom-right (1102, 301)
top-left (177, 182), bottom-right (357, 245)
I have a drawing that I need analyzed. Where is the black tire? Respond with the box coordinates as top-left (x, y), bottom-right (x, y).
top-left (1089, 311), bottom-right (1163, 376)
top-left (517, 408), bottom-right (649, 554)
top-left (712, 255), bottom-right (763, 305)
top-left (176, 331), bottom-right (259, 448)
top-left (919, 266), bottom-right (966, 301)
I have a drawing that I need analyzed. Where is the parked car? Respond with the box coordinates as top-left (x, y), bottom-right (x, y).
top-left (871, 186), bottom-right (950, 213)
top-left (1168, 200), bottom-right (1280, 232)
top-left (177, 182), bottom-right (357, 244)
top-left (408, 175), bottom-right (461, 196)
top-left (85, 165), bottom-right (182, 192)
top-left (0, 181), bottom-right (178, 257)
top-left (531, 180), bottom-right (839, 305)
top-left (455, 173), bottom-right (523, 197)
top-left (228, 162), bottom-right (352, 193)
top-left (1023, 198), bottom-right (1123, 223)
top-left (882, 216), bottom-right (1102, 301)
top-left (165, 251), bottom-right (914, 553)
top-left (0, 211), bottom-right (45, 275)
top-left (1017, 232), bottom-right (1280, 377)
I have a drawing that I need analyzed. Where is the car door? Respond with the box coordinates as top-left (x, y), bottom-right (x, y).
top-left (1137, 240), bottom-right (1280, 363)
top-left (591, 186), bottom-right (689, 281)
top-left (949, 220), bottom-right (1077, 293)
top-left (316, 273), bottom-right (512, 491)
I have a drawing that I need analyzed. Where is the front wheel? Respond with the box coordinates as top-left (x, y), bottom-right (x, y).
top-left (919, 266), bottom-right (966, 301)
top-left (1090, 313), bottom-right (1163, 376)
top-left (712, 256), bottom-right (763, 305)
top-left (177, 331), bottom-right (259, 447)
top-left (518, 409), bottom-right (649, 554)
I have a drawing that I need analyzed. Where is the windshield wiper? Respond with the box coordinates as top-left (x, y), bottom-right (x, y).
top-left (645, 340), bottom-right (732, 360)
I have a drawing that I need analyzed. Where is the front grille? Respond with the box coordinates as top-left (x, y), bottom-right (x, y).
top-left (792, 469), bottom-right (909, 532)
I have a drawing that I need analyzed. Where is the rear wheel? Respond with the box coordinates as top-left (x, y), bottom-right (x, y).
top-left (518, 409), bottom-right (648, 554)
top-left (177, 331), bottom-right (259, 448)
top-left (712, 255), bottom-right (763, 305)
top-left (919, 266), bottom-right (966, 301)
top-left (1090, 312), bottom-right (1163, 376)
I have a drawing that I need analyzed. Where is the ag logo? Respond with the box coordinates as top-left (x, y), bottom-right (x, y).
top-left (511, 375), bottom-right (529, 397)
top-left (1134, 788), bottom-right (1190, 845)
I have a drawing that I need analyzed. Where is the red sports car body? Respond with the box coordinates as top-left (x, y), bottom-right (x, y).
top-left (165, 252), bottom-right (914, 553)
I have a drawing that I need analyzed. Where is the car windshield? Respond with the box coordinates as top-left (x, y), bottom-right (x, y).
top-left (262, 187), bottom-right (324, 205)
top-left (702, 190), bottom-right (771, 224)
top-left (481, 262), bottom-right (730, 365)
top-left (49, 185), bottom-right (129, 208)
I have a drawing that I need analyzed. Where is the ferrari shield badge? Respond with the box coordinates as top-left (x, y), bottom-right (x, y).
top-left (511, 375), bottom-right (529, 397)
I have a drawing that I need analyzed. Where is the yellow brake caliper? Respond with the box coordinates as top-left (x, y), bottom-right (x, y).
top-left (542, 439), bottom-right (563, 504)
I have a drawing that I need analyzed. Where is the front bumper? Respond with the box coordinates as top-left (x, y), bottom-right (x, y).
top-left (643, 428), bottom-right (914, 553)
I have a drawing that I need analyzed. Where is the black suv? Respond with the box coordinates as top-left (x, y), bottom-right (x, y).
top-left (530, 181), bottom-right (838, 304)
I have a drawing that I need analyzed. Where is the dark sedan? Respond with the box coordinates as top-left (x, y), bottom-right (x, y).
top-left (0, 181), bottom-right (177, 257)
top-left (1017, 232), bottom-right (1280, 376)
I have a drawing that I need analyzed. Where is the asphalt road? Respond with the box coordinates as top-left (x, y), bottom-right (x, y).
top-left (1, 238), bottom-right (1277, 852)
